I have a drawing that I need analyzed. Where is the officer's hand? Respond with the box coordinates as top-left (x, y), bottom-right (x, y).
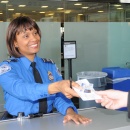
top-left (63, 108), bottom-right (92, 124)
top-left (48, 80), bottom-right (81, 98)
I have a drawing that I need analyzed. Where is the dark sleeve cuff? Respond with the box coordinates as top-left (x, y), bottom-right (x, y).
top-left (128, 91), bottom-right (130, 118)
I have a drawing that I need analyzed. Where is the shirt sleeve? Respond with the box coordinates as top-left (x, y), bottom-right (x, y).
top-left (53, 64), bottom-right (63, 81)
top-left (53, 93), bottom-right (78, 115)
top-left (0, 63), bottom-right (54, 101)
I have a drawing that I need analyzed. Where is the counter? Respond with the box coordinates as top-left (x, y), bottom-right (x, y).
top-left (0, 107), bottom-right (130, 130)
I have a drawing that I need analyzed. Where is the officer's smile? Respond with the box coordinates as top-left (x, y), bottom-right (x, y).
top-left (29, 43), bottom-right (38, 48)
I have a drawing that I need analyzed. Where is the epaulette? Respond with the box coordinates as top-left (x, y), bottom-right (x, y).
top-left (42, 58), bottom-right (55, 64)
top-left (3, 59), bottom-right (17, 63)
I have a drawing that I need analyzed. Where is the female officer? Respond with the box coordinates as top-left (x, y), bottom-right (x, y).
top-left (0, 16), bottom-right (91, 124)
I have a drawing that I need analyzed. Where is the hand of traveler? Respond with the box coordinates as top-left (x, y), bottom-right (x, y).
top-left (95, 89), bottom-right (128, 109)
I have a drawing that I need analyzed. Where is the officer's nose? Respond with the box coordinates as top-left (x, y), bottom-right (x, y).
top-left (30, 34), bottom-right (37, 41)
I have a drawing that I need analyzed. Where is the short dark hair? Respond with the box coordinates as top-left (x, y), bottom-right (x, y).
top-left (6, 16), bottom-right (41, 58)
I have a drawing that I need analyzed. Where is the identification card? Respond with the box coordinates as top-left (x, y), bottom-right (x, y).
top-left (73, 79), bottom-right (102, 101)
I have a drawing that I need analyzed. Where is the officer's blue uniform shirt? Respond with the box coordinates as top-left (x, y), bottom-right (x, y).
top-left (0, 55), bottom-right (77, 116)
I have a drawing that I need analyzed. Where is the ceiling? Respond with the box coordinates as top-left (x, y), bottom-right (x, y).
top-left (0, 0), bottom-right (129, 21)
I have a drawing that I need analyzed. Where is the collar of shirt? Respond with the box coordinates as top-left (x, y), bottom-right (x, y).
top-left (20, 55), bottom-right (38, 70)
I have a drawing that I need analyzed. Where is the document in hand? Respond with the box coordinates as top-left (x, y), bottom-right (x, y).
top-left (73, 79), bottom-right (102, 101)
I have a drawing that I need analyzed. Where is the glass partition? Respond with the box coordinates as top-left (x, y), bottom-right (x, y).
top-left (64, 22), bottom-right (108, 80)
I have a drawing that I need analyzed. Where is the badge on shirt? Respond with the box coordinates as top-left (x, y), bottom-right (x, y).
top-left (0, 64), bottom-right (11, 75)
top-left (48, 71), bottom-right (54, 81)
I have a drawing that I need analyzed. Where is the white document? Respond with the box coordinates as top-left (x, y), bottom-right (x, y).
top-left (73, 79), bottom-right (102, 101)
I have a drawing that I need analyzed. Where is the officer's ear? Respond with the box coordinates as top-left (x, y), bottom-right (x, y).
top-left (14, 41), bottom-right (18, 48)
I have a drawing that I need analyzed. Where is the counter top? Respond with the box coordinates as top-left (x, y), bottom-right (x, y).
top-left (0, 107), bottom-right (130, 130)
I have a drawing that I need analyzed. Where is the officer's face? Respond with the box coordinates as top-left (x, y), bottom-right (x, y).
top-left (14, 28), bottom-right (40, 60)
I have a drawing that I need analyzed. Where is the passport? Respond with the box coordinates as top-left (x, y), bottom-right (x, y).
top-left (73, 79), bottom-right (102, 101)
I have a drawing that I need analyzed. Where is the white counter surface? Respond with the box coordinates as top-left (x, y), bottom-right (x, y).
top-left (0, 107), bottom-right (130, 130)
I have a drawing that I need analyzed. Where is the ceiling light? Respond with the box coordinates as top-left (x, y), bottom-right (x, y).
top-left (64, 10), bottom-right (71, 14)
top-left (117, 8), bottom-right (123, 9)
top-left (120, 0), bottom-right (130, 3)
top-left (114, 4), bottom-right (121, 7)
top-left (78, 14), bottom-right (83, 15)
top-left (0, 13), bottom-right (3, 14)
top-left (1, 1), bottom-right (9, 3)
top-left (48, 13), bottom-right (54, 16)
top-left (8, 9), bottom-right (14, 11)
top-left (18, 5), bottom-right (26, 7)
top-left (57, 8), bottom-right (64, 10)
top-left (41, 6), bottom-right (48, 8)
top-left (74, 3), bottom-right (82, 6)
top-left (39, 12), bottom-right (45, 13)
top-left (82, 7), bottom-right (89, 9)
top-left (98, 11), bottom-right (104, 13)
top-left (15, 13), bottom-right (21, 15)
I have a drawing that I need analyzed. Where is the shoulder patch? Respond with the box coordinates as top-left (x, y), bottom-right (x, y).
top-left (0, 64), bottom-right (11, 75)
top-left (42, 58), bottom-right (55, 64)
top-left (4, 59), bottom-right (17, 63)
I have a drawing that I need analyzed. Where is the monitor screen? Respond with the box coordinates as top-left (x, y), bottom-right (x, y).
top-left (63, 41), bottom-right (77, 59)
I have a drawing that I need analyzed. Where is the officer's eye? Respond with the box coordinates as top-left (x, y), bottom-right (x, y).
top-left (34, 31), bottom-right (38, 35)
top-left (23, 34), bottom-right (29, 38)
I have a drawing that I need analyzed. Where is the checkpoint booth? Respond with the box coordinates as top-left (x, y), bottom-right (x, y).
top-left (102, 67), bottom-right (130, 111)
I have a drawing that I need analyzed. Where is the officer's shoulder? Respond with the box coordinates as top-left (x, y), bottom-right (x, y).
top-left (3, 58), bottom-right (18, 63)
top-left (42, 58), bottom-right (55, 64)
top-left (0, 58), bottom-right (16, 75)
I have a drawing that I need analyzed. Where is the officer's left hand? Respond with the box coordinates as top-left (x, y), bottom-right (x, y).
top-left (63, 108), bottom-right (92, 124)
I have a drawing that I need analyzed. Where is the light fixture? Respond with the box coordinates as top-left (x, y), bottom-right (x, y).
top-left (117, 8), bottom-right (123, 9)
top-left (18, 5), bottom-right (26, 7)
top-left (64, 10), bottom-right (71, 14)
top-left (0, 13), bottom-right (3, 14)
top-left (78, 14), bottom-right (83, 15)
top-left (48, 13), bottom-right (54, 16)
top-left (1, 1), bottom-right (9, 3)
top-left (39, 12), bottom-right (45, 13)
top-left (57, 8), bottom-right (64, 10)
top-left (15, 13), bottom-right (21, 15)
top-left (41, 6), bottom-right (48, 8)
top-left (8, 9), bottom-right (14, 11)
top-left (82, 7), bottom-right (89, 9)
top-left (74, 3), bottom-right (82, 6)
top-left (120, 0), bottom-right (130, 3)
top-left (114, 4), bottom-right (121, 7)
top-left (98, 11), bottom-right (104, 13)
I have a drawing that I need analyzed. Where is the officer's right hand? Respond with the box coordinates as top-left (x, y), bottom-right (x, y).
top-left (48, 80), bottom-right (81, 99)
